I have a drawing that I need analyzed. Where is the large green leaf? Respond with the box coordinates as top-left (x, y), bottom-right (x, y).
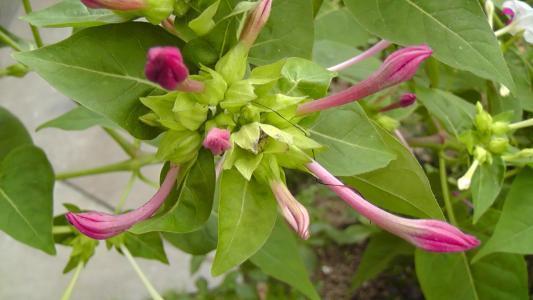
top-left (0, 145), bottom-right (55, 254)
top-left (249, 0), bottom-right (314, 65)
top-left (416, 250), bottom-right (528, 300)
top-left (505, 50), bottom-right (533, 112)
top-left (130, 149), bottom-right (215, 234)
top-left (163, 215), bottom-right (218, 255)
top-left (352, 232), bottom-right (413, 289)
top-left (0, 107), bottom-right (32, 162)
top-left (473, 169), bottom-right (533, 261)
top-left (315, 7), bottom-right (370, 48)
top-left (212, 169), bottom-right (277, 276)
top-left (14, 23), bottom-right (180, 139)
top-left (21, 0), bottom-right (129, 28)
top-left (416, 87), bottom-right (476, 137)
top-left (344, 0), bottom-right (514, 90)
top-left (37, 106), bottom-right (117, 131)
top-left (310, 105), bottom-right (396, 176)
top-left (250, 221), bottom-right (320, 300)
top-left (123, 232), bottom-right (168, 264)
top-left (342, 122), bottom-right (444, 219)
top-left (471, 157), bottom-right (504, 223)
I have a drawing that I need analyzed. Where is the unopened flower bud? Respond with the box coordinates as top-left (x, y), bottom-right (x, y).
top-left (270, 181), bottom-right (310, 240)
top-left (67, 166), bottom-right (179, 239)
top-left (240, 0), bottom-right (272, 48)
top-left (203, 128), bottom-right (232, 156)
top-left (379, 93), bottom-right (416, 112)
top-left (377, 115), bottom-right (399, 131)
top-left (499, 84), bottom-right (510, 97)
top-left (145, 47), bottom-right (188, 90)
top-left (489, 137), bottom-right (509, 154)
top-left (475, 102), bottom-right (493, 132)
top-left (491, 121), bottom-right (510, 135)
top-left (297, 45), bottom-right (432, 115)
top-left (81, 0), bottom-right (145, 10)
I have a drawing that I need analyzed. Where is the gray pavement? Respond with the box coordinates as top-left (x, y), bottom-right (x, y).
top-left (0, 1), bottom-right (216, 299)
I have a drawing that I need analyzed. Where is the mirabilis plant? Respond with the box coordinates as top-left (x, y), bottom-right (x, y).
top-left (2, 0), bottom-right (533, 299)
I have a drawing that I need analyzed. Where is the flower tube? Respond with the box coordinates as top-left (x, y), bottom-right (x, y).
top-left (270, 180), bottom-right (310, 240)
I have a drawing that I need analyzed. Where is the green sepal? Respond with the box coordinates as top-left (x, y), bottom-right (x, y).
top-left (220, 80), bottom-right (257, 111)
top-left (188, 0), bottom-right (220, 36)
top-left (239, 104), bottom-right (261, 124)
top-left (140, 92), bottom-right (186, 130)
top-left (190, 66), bottom-right (227, 105)
top-left (215, 42), bottom-right (249, 84)
top-left (474, 102), bottom-right (493, 133)
top-left (172, 94), bottom-right (208, 131)
top-left (157, 130), bottom-right (202, 164)
top-left (233, 123), bottom-right (261, 154)
top-left (143, 0), bottom-right (175, 24)
top-left (63, 235), bottom-right (98, 274)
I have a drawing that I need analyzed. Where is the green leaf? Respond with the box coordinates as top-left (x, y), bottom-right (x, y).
top-left (37, 106), bottom-right (117, 131)
top-left (123, 232), bottom-right (168, 264)
top-left (14, 23), bottom-right (181, 139)
top-left (279, 57), bottom-right (335, 99)
top-left (0, 107), bottom-right (32, 162)
top-left (250, 221), bottom-right (320, 300)
top-left (416, 87), bottom-right (476, 137)
top-left (163, 215), bottom-right (218, 255)
top-left (473, 168), bottom-right (533, 261)
top-left (342, 122), bottom-right (444, 219)
top-left (63, 235), bottom-right (98, 274)
top-left (212, 169), bottom-right (277, 275)
top-left (416, 250), bottom-right (528, 300)
top-left (189, 0), bottom-right (220, 36)
top-left (315, 7), bottom-right (370, 48)
top-left (0, 145), bottom-right (55, 254)
top-left (21, 0), bottom-right (130, 28)
top-left (352, 232), bottom-right (413, 289)
top-left (310, 105), bottom-right (396, 176)
top-left (344, 0), bottom-right (514, 90)
top-left (131, 149), bottom-right (215, 234)
top-left (249, 0), bottom-right (314, 65)
top-left (471, 157), bottom-right (504, 223)
top-left (505, 50), bottom-right (533, 112)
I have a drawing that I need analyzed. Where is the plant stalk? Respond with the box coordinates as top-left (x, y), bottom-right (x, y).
top-left (21, 0), bottom-right (43, 47)
top-left (121, 245), bottom-right (164, 300)
top-left (439, 152), bottom-right (457, 225)
top-left (55, 155), bottom-right (159, 180)
top-left (60, 261), bottom-right (84, 300)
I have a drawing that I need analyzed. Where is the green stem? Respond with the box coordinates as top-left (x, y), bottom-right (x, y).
top-left (509, 118), bottom-right (533, 130)
top-left (439, 152), bottom-right (457, 225)
top-left (60, 261), bottom-right (84, 300)
top-left (0, 30), bottom-right (23, 51)
top-left (103, 128), bottom-right (139, 158)
top-left (136, 171), bottom-right (159, 188)
top-left (501, 31), bottom-right (524, 52)
top-left (53, 226), bottom-right (73, 235)
top-left (115, 173), bottom-right (137, 213)
top-left (120, 245), bottom-right (164, 300)
top-left (504, 167), bottom-right (522, 179)
top-left (21, 0), bottom-right (43, 48)
top-left (55, 155), bottom-right (159, 180)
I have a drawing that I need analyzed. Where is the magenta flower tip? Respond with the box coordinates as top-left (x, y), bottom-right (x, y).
top-left (271, 181), bottom-right (310, 240)
top-left (378, 45), bottom-right (432, 88)
top-left (81, 0), bottom-right (145, 10)
top-left (203, 128), bottom-right (231, 156)
top-left (145, 46), bottom-right (189, 90)
top-left (240, 0), bottom-right (273, 47)
top-left (406, 220), bottom-right (480, 252)
top-left (502, 7), bottom-right (516, 20)
top-left (399, 93), bottom-right (417, 107)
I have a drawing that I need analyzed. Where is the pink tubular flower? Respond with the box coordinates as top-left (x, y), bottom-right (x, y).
top-left (203, 128), bottom-right (231, 156)
top-left (380, 93), bottom-right (417, 112)
top-left (270, 181), bottom-right (310, 240)
top-left (306, 161), bottom-right (479, 252)
top-left (145, 47), bottom-right (204, 92)
top-left (328, 40), bottom-right (392, 72)
top-left (81, 0), bottom-right (145, 10)
top-left (240, 0), bottom-right (272, 47)
top-left (66, 165), bottom-right (179, 240)
top-left (297, 45), bottom-right (432, 115)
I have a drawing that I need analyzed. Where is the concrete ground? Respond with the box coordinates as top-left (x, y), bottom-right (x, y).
top-left (0, 1), bottom-right (216, 299)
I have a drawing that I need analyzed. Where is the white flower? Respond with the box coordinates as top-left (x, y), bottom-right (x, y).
top-left (501, 0), bottom-right (533, 43)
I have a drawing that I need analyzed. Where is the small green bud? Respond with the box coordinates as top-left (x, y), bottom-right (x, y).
top-left (6, 64), bottom-right (29, 77)
top-left (488, 137), bottom-right (509, 154)
top-left (174, 0), bottom-right (190, 16)
top-left (474, 146), bottom-right (489, 164)
top-left (377, 115), bottom-right (399, 132)
top-left (140, 92), bottom-right (186, 130)
top-left (157, 130), bottom-right (202, 163)
top-left (491, 121), bottom-right (510, 135)
top-left (144, 0), bottom-right (174, 24)
top-left (214, 113), bottom-right (236, 128)
top-left (173, 94), bottom-right (209, 131)
top-left (139, 112), bottom-right (160, 127)
top-left (215, 42), bottom-right (249, 84)
top-left (220, 80), bottom-right (257, 112)
top-left (240, 104), bottom-right (261, 124)
top-left (474, 102), bottom-right (492, 132)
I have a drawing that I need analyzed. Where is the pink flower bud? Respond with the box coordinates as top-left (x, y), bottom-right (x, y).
top-left (306, 161), bottom-right (479, 252)
top-left (297, 45), bottom-right (432, 115)
top-left (503, 7), bottom-right (516, 21)
top-left (66, 166), bottom-right (179, 240)
top-left (203, 128), bottom-right (231, 156)
top-left (240, 0), bottom-right (272, 47)
top-left (379, 93), bottom-right (417, 112)
top-left (145, 47), bottom-right (189, 90)
top-left (270, 181), bottom-right (310, 240)
top-left (81, 0), bottom-right (145, 10)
